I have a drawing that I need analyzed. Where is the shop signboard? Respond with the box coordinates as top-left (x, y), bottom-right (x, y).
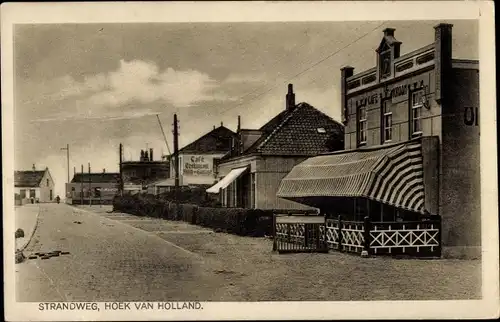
top-left (181, 155), bottom-right (214, 177)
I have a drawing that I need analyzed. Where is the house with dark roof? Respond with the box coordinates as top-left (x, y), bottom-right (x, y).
top-left (66, 170), bottom-right (120, 205)
top-left (206, 84), bottom-right (344, 210)
top-left (15, 165), bottom-right (55, 203)
top-left (151, 124), bottom-right (237, 194)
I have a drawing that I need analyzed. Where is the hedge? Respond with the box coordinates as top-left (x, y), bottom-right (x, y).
top-left (112, 194), bottom-right (274, 237)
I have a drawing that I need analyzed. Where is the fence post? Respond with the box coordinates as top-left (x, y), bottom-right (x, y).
top-left (338, 215), bottom-right (343, 251)
top-left (437, 216), bottom-right (442, 258)
top-left (272, 214), bottom-right (277, 251)
top-left (361, 215), bottom-right (371, 258)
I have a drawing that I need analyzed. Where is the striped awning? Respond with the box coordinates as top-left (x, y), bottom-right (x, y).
top-left (277, 140), bottom-right (425, 213)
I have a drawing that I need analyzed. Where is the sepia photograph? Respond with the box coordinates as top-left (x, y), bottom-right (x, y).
top-left (2, 1), bottom-right (498, 321)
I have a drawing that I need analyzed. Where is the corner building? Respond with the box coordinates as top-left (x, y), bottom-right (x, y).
top-left (278, 24), bottom-right (480, 259)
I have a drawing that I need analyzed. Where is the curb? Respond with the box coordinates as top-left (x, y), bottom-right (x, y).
top-left (17, 206), bottom-right (41, 252)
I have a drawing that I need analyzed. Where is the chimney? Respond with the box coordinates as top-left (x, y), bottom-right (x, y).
top-left (434, 23), bottom-right (453, 104)
top-left (140, 149), bottom-right (145, 161)
top-left (237, 115), bottom-right (241, 132)
top-left (221, 122), bottom-right (223, 127)
top-left (286, 84), bottom-right (295, 110)
top-left (213, 125), bottom-right (216, 130)
top-left (103, 168), bottom-right (106, 173)
top-left (150, 148), bottom-right (153, 161)
top-left (144, 150), bottom-right (149, 161)
top-left (340, 66), bottom-right (355, 124)
top-left (383, 28), bottom-right (395, 37)
top-left (32, 164), bottom-right (36, 171)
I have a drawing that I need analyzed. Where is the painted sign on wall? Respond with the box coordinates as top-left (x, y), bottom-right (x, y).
top-left (353, 78), bottom-right (429, 108)
top-left (181, 155), bottom-right (214, 177)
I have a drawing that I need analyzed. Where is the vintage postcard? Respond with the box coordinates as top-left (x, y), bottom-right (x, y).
top-left (2, 1), bottom-right (498, 321)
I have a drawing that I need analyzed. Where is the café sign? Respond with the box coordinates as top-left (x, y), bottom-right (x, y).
top-left (355, 79), bottom-right (426, 107)
top-left (182, 155), bottom-right (213, 177)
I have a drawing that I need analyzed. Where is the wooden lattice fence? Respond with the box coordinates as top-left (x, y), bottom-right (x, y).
top-left (275, 214), bottom-right (441, 257)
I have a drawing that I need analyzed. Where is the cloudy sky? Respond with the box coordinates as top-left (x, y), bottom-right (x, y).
top-left (14, 20), bottom-right (477, 196)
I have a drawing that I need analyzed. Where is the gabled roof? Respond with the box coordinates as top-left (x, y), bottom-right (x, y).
top-left (71, 173), bottom-right (120, 184)
top-left (224, 102), bottom-right (344, 159)
top-left (15, 170), bottom-right (46, 187)
top-left (178, 125), bottom-right (237, 154)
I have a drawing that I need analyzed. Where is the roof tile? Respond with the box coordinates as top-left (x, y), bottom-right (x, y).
top-left (15, 170), bottom-right (46, 187)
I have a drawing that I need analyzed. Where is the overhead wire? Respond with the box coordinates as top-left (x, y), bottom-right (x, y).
top-left (189, 21), bottom-right (387, 125)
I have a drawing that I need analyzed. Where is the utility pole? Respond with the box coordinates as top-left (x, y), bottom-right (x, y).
top-left (80, 164), bottom-right (84, 205)
top-left (60, 144), bottom-right (70, 200)
top-left (173, 114), bottom-right (180, 220)
top-left (88, 162), bottom-right (92, 207)
top-left (119, 143), bottom-right (124, 196)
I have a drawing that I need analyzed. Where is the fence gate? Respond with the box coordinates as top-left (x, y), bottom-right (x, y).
top-left (273, 215), bottom-right (328, 253)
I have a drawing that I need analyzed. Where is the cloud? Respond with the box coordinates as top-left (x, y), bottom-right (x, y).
top-left (26, 60), bottom-right (241, 123)
top-left (85, 60), bottom-right (222, 108)
top-left (32, 109), bottom-right (159, 123)
top-left (222, 72), bottom-right (268, 85)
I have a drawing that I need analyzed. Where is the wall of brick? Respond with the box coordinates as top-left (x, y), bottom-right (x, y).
top-left (344, 69), bottom-right (442, 150)
top-left (440, 68), bottom-right (481, 258)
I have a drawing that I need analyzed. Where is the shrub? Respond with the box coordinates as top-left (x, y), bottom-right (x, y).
top-left (112, 195), bottom-right (277, 237)
top-left (15, 228), bottom-right (25, 239)
top-left (15, 250), bottom-right (25, 264)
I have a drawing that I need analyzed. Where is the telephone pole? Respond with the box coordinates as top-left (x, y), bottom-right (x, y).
top-left (60, 144), bottom-right (70, 199)
top-left (80, 164), bottom-right (84, 205)
top-left (173, 114), bottom-right (180, 219)
top-left (119, 143), bottom-right (124, 195)
top-left (88, 162), bottom-right (92, 207)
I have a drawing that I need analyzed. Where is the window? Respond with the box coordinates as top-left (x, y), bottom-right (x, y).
top-left (411, 90), bottom-right (424, 136)
top-left (29, 189), bottom-right (36, 198)
top-left (316, 127), bottom-right (327, 134)
top-left (46, 179), bottom-right (49, 186)
top-left (380, 50), bottom-right (392, 79)
top-left (357, 105), bottom-right (367, 145)
top-left (382, 101), bottom-right (393, 142)
top-left (94, 187), bottom-right (101, 197)
top-left (20, 189), bottom-right (26, 199)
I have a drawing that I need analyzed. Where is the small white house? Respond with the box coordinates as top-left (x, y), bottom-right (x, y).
top-left (15, 165), bottom-right (55, 203)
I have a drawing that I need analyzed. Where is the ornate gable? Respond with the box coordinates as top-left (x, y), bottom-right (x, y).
top-left (376, 28), bottom-right (402, 80)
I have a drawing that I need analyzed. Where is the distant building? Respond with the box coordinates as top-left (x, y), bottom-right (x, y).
top-left (278, 25), bottom-right (480, 259)
top-left (207, 84), bottom-right (344, 210)
top-left (151, 124), bottom-right (237, 194)
top-left (66, 171), bottom-right (120, 205)
top-left (121, 148), bottom-right (170, 194)
top-left (15, 164), bottom-right (55, 204)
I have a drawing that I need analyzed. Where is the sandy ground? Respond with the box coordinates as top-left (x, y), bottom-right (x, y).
top-left (15, 204), bottom-right (40, 250)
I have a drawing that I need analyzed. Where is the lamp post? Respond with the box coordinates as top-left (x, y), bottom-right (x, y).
top-left (60, 144), bottom-right (70, 202)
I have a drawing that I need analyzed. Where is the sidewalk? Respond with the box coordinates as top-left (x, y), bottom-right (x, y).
top-left (106, 211), bottom-right (482, 301)
top-left (15, 204), bottom-right (40, 251)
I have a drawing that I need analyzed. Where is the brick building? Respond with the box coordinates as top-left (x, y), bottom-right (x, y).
top-left (208, 84), bottom-right (344, 210)
top-left (277, 24), bottom-right (480, 258)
